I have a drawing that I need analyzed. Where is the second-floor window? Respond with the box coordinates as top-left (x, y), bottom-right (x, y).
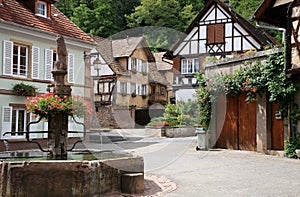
top-left (120, 82), bottom-right (127, 94)
top-left (13, 44), bottom-right (28, 77)
top-left (37, 1), bottom-right (47, 17)
top-left (181, 58), bottom-right (199, 74)
top-left (128, 57), bottom-right (148, 73)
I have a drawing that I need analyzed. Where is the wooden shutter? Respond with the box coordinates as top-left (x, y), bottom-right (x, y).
top-left (207, 24), bottom-right (215, 44)
top-left (68, 53), bottom-right (75, 83)
top-left (3, 40), bottom-right (13, 75)
top-left (173, 57), bottom-right (181, 72)
top-left (31, 46), bottom-right (40, 79)
top-left (44, 49), bottom-right (53, 80)
top-left (1, 106), bottom-right (12, 138)
top-left (215, 23), bottom-right (225, 43)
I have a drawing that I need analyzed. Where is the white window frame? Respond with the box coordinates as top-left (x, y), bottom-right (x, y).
top-left (37, 1), bottom-right (47, 18)
top-left (13, 44), bottom-right (28, 77)
top-left (141, 84), bottom-right (148, 96)
top-left (181, 58), bottom-right (199, 74)
top-left (120, 82), bottom-right (127, 94)
top-left (130, 83), bottom-right (136, 94)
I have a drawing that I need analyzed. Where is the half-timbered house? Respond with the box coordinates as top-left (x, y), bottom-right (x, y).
top-left (164, 0), bottom-right (278, 101)
top-left (92, 37), bottom-right (169, 128)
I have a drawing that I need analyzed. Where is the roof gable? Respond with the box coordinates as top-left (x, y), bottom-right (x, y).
top-left (112, 37), bottom-right (155, 62)
top-left (92, 36), bottom-right (125, 75)
top-left (165, 0), bottom-right (278, 59)
top-left (253, 0), bottom-right (293, 28)
top-left (0, 0), bottom-right (93, 43)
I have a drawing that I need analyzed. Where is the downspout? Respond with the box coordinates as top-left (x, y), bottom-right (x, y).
top-left (286, 2), bottom-right (294, 139)
top-left (255, 21), bottom-right (286, 44)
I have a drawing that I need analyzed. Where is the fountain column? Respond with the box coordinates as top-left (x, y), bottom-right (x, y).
top-left (47, 35), bottom-right (72, 158)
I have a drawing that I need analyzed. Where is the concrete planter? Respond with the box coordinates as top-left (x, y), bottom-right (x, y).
top-left (145, 126), bottom-right (197, 138)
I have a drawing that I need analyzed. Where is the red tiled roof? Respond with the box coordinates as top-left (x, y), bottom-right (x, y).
top-left (0, 0), bottom-right (93, 43)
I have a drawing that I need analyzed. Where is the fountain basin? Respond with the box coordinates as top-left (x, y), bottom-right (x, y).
top-left (0, 152), bottom-right (144, 196)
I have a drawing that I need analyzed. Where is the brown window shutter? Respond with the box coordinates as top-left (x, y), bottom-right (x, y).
top-left (207, 25), bottom-right (215, 44)
top-left (215, 23), bottom-right (225, 43)
top-left (173, 57), bottom-right (181, 72)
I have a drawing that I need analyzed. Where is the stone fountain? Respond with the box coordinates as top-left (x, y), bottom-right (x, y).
top-left (0, 35), bottom-right (144, 196)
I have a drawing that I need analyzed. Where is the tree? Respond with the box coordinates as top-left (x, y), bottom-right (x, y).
top-left (70, 0), bottom-right (117, 38)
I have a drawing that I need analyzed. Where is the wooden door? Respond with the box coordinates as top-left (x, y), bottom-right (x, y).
top-left (215, 93), bottom-right (256, 151)
top-left (271, 103), bottom-right (284, 150)
top-left (238, 93), bottom-right (257, 151)
top-left (215, 94), bottom-right (238, 149)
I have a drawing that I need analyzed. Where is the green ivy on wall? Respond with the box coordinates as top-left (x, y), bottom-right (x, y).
top-left (196, 50), bottom-right (298, 138)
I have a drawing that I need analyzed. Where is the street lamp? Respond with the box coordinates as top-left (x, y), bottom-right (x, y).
top-left (93, 57), bottom-right (102, 76)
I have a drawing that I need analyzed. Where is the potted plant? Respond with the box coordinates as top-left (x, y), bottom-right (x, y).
top-left (13, 83), bottom-right (37, 96)
top-left (131, 92), bottom-right (137, 97)
top-left (25, 93), bottom-right (93, 118)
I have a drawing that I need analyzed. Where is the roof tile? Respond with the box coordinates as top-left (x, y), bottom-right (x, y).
top-left (0, 0), bottom-right (93, 43)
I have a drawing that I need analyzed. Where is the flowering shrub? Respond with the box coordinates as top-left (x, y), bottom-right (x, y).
top-left (25, 93), bottom-right (93, 118)
top-left (13, 83), bottom-right (37, 96)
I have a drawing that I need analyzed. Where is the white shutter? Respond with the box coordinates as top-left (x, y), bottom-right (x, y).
top-left (127, 82), bottom-right (131, 94)
top-left (3, 40), bottom-right (13, 76)
top-left (146, 85), bottom-right (149, 95)
top-left (45, 49), bottom-right (53, 80)
top-left (138, 84), bottom-right (142, 95)
top-left (43, 122), bottom-right (48, 138)
top-left (146, 62), bottom-right (149, 73)
top-left (138, 60), bottom-right (142, 72)
top-left (68, 53), bottom-right (75, 83)
top-left (128, 57), bottom-right (132, 70)
top-left (29, 113), bottom-right (38, 138)
top-left (1, 106), bottom-right (12, 138)
top-left (31, 46), bottom-right (40, 79)
top-left (68, 117), bottom-right (74, 137)
top-left (117, 81), bottom-right (121, 93)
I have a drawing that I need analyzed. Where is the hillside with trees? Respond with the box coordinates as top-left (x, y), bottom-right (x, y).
top-left (55, 0), bottom-right (280, 49)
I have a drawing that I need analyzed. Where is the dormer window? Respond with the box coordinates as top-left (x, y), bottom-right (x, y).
top-left (37, 1), bottom-right (47, 17)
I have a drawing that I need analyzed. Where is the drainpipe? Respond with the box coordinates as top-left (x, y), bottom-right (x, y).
top-left (255, 21), bottom-right (286, 45)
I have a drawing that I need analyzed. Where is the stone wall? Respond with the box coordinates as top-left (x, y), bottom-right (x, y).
top-left (96, 106), bottom-right (136, 129)
top-left (0, 156), bottom-right (144, 197)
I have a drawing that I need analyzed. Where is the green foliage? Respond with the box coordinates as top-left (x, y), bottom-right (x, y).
top-left (55, 0), bottom-right (140, 37)
top-left (284, 137), bottom-right (300, 159)
top-left (13, 83), bottom-right (37, 96)
top-left (195, 73), bottom-right (211, 130)
top-left (164, 104), bottom-right (181, 126)
top-left (163, 101), bottom-right (199, 126)
top-left (196, 51), bottom-right (298, 130)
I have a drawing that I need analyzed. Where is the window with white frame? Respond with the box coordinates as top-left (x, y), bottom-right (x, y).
top-left (13, 44), bottom-right (28, 77)
top-left (141, 85), bottom-right (148, 95)
top-left (130, 83), bottom-right (136, 94)
top-left (141, 61), bottom-right (148, 73)
top-left (120, 82), bottom-right (127, 94)
top-left (37, 1), bottom-right (47, 17)
top-left (3, 40), bottom-right (40, 79)
top-left (1, 106), bottom-right (38, 139)
top-left (181, 58), bottom-right (199, 74)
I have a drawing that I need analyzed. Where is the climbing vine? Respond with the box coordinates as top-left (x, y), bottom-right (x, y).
top-left (196, 51), bottom-right (298, 134)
